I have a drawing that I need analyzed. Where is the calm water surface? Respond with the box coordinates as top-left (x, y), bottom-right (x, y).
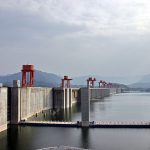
top-left (1, 92), bottom-right (150, 150)
top-left (29, 92), bottom-right (150, 122)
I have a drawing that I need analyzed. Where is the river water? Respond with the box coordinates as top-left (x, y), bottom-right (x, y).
top-left (1, 92), bottom-right (150, 150)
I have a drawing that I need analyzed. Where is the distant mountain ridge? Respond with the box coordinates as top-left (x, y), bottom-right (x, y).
top-left (1, 70), bottom-right (150, 88)
top-left (0, 70), bottom-right (61, 87)
top-left (72, 75), bottom-right (140, 85)
top-left (129, 74), bottom-right (150, 88)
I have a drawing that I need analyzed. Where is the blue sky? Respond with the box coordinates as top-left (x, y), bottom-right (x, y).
top-left (0, 0), bottom-right (150, 77)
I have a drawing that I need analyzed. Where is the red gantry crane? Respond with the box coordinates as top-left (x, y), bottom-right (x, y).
top-left (87, 77), bottom-right (96, 88)
top-left (22, 64), bottom-right (35, 87)
top-left (61, 76), bottom-right (72, 88)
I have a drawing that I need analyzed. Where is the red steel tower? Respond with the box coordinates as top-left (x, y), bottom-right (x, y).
top-left (108, 83), bottom-right (112, 88)
top-left (91, 78), bottom-right (96, 88)
top-left (99, 80), bottom-right (107, 88)
top-left (61, 76), bottom-right (72, 88)
top-left (87, 77), bottom-right (92, 88)
top-left (99, 80), bottom-right (103, 88)
top-left (22, 65), bottom-right (35, 87)
top-left (87, 77), bottom-right (96, 88)
top-left (103, 81), bottom-right (107, 88)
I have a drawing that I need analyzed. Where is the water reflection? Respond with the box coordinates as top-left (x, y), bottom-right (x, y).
top-left (6, 126), bottom-right (34, 150)
top-left (7, 125), bottom-right (19, 150)
top-left (0, 130), bottom-right (7, 150)
top-left (28, 103), bottom-right (81, 121)
top-left (2, 93), bottom-right (150, 150)
top-left (28, 93), bottom-right (150, 122)
top-left (80, 128), bottom-right (91, 149)
top-left (3, 126), bottom-right (150, 150)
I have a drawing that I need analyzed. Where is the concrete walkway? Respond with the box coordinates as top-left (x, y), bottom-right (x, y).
top-left (20, 120), bottom-right (150, 128)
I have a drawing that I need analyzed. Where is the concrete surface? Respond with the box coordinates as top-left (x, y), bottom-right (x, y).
top-left (11, 87), bottom-right (53, 124)
top-left (53, 88), bottom-right (80, 109)
top-left (0, 88), bottom-right (7, 132)
top-left (81, 88), bottom-right (90, 127)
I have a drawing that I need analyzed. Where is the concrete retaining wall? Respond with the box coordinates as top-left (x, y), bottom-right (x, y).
top-left (0, 88), bottom-right (7, 132)
top-left (90, 88), bottom-right (110, 100)
top-left (90, 88), bottom-right (121, 100)
top-left (11, 87), bottom-right (53, 124)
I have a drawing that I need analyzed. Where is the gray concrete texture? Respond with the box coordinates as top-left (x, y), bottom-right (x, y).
top-left (10, 87), bottom-right (120, 125)
top-left (0, 88), bottom-right (7, 132)
top-left (90, 88), bottom-right (121, 100)
top-left (65, 88), bottom-right (70, 108)
top-left (11, 87), bottom-right (21, 124)
top-left (53, 88), bottom-right (80, 109)
top-left (71, 88), bottom-right (80, 104)
top-left (11, 87), bottom-right (53, 123)
top-left (80, 87), bottom-right (121, 127)
top-left (81, 88), bottom-right (90, 127)
top-left (90, 88), bottom-right (111, 100)
top-left (53, 88), bottom-right (65, 109)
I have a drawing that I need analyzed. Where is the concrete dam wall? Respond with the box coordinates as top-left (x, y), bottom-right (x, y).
top-left (11, 87), bottom-right (79, 124)
top-left (90, 88), bottom-right (119, 100)
top-left (0, 86), bottom-right (121, 132)
top-left (0, 88), bottom-right (7, 132)
top-left (11, 87), bottom-right (53, 124)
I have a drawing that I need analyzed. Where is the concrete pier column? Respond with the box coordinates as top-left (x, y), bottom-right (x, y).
top-left (0, 88), bottom-right (7, 132)
top-left (11, 87), bottom-right (21, 124)
top-left (65, 88), bottom-right (70, 108)
top-left (81, 87), bottom-right (90, 127)
top-left (69, 88), bottom-right (73, 108)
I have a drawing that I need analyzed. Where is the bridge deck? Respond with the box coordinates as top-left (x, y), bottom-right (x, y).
top-left (19, 120), bottom-right (150, 128)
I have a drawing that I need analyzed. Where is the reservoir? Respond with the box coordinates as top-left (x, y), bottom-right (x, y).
top-left (1, 92), bottom-right (150, 150)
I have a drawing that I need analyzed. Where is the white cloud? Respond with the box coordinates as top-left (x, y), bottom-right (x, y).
top-left (0, 0), bottom-right (150, 79)
top-left (1, 0), bottom-right (150, 35)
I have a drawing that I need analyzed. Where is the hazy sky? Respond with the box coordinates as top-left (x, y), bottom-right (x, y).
top-left (0, 0), bottom-right (150, 77)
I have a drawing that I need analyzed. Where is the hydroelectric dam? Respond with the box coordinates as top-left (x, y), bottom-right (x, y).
top-left (0, 64), bottom-right (123, 133)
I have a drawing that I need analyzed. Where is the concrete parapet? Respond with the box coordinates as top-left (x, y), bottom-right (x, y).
top-left (0, 88), bottom-right (7, 132)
